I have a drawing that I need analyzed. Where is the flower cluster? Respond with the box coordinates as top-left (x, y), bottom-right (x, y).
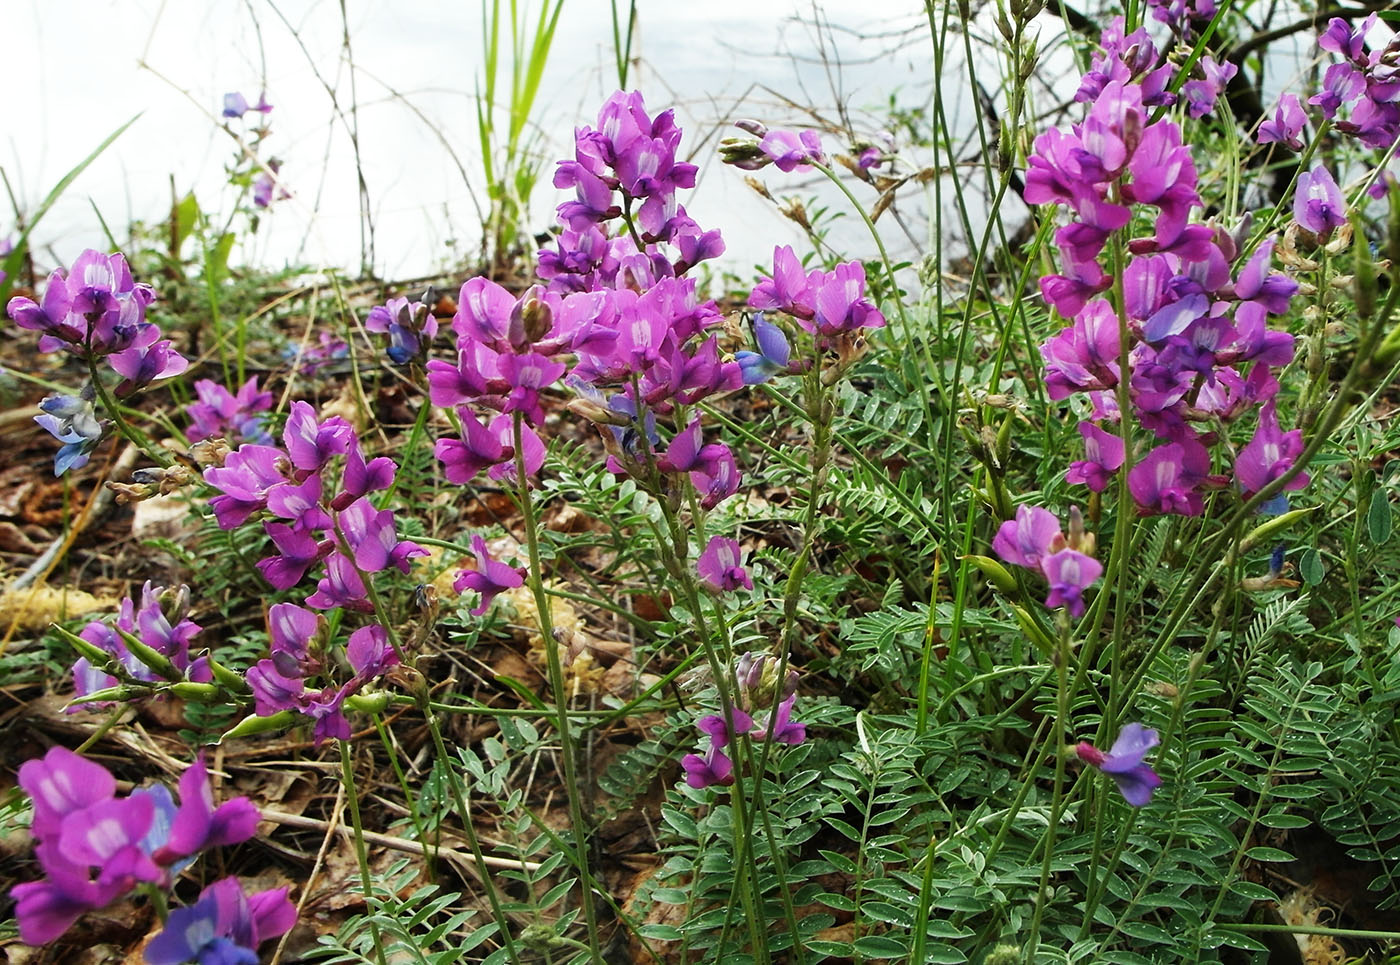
top-left (9, 250), bottom-right (188, 473)
top-left (682, 653), bottom-right (806, 789)
top-left (993, 505), bottom-right (1103, 618)
top-left (1026, 22), bottom-right (1305, 517)
top-left (1311, 14), bottom-right (1400, 151)
top-left (186, 376), bottom-right (274, 446)
top-left (71, 582), bottom-right (212, 705)
top-left (246, 604), bottom-right (399, 744)
top-left (749, 244), bottom-right (884, 366)
top-left (365, 294), bottom-right (439, 364)
top-left (539, 90), bottom-right (723, 292)
top-left (10, 749), bottom-right (286, 951)
top-left (200, 402), bottom-right (431, 740)
top-left (9, 249), bottom-right (185, 380)
top-left (1075, 722), bottom-right (1163, 806)
top-left (436, 91), bottom-right (753, 516)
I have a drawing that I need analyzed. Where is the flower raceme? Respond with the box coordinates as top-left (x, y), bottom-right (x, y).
top-left (1024, 21), bottom-right (1306, 518)
top-left (682, 653), bottom-right (805, 790)
top-left (992, 505), bottom-right (1103, 618)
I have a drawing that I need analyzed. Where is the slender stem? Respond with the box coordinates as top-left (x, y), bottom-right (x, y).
top-left (339, 742), bottom-right (389, 965)
top-left (511, 411), bottom-right (603, 962)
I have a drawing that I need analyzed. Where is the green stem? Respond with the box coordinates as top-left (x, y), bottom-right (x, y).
top-left (512, 411), bottom-right (604, 962)
top-left (340, 742), bottom-right (389, 965)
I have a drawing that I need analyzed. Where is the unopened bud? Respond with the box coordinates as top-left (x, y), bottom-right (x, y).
top-left (995, 11), bottom-right (1014, 42)
top-left (734, 119), bottom-right (768, 137)
top-left (520, 293), bottom-right (554, 343)
top-left (718, 137), bottom-right (770, 170)
top-left (566, 397), bottom-right (632, 426)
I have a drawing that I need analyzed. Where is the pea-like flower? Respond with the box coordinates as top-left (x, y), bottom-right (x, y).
top-left (1075, 723), bottom-right (1163, 806)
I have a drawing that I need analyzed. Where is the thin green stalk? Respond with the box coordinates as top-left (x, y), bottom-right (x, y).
top-left (339, 742), bottom-right (389, 965)
top-left (511, 412), bottom-right (604, 962)
top-left (1023, 622), bottom-right (1072, 959)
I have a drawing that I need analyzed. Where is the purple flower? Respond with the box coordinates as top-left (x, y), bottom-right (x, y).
top-left (145, 877), bottom-right (295, 965)
top-left (992, 505), bottom-right (1064, 570)
top-left (1309, 62), bottom-right (1367, 119)
top-left (256, 522), bottom-right (326, 590)
top-left (186, 377), bottom-right (273, 445)
top-left (750, 245), bottom-right (818, 320)
top-left (690, 443), bottom-right (740, 510)
top-left (1128, 440), bottom-right (1208, 516)
top-left (1065, 422), bottom-right (1126, 492)
top-left (336, 497), bottom-right (425, 575)
top-left (1236, 400), bottom-right (1308, 499)
top-left (346, 623), bottom-right (399, 681)
top-left (204, 444), bottom-right (288, 529)
top-left (268, 603), bottom-right (320, 677)
top-left (1075, 723), bottom-right (1163, 806)
top-left (1317, 14), bottom-right (1376, 63)
top-left (151, 757), bottom-right (259, 866)
top-left (735, 313), bottom-right (792, 385)
top-left (453, 535), bottom-right (525, 615)
top-left (697, 536), bottom-right (752, 593)
top-left (19, 747), bottom-right (117, 841)
top-left (681, 709), bottom-right (753, 789)
top-left (305, 553), bottom-right (373, 613)
top-left (1294, 165), bottom-right (1348, 238)
top-left (222, 92), bottom-right (250, 118)
top-left (1257, 94), bottom-right (1308, 150)
top-left (283, 401), bottom-right (354, 474)
top-left (758, 129), bottom-right (825, 172)
top-left (435, 409), bottom-right (508, 483)
top-left (754, 694), bottom-right (805, 745)
top-left (1182, 56), bottom-right (1237, 118)
top-left (247, 661), bottom-right (304, 717)
top-left (334, 444), bottom-right (396, 509)
top-left (365, 295), bottom-right (438, 363)
top-left (1042, 549), bottom-right (1103, 617)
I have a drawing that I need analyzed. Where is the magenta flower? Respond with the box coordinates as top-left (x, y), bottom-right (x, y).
top-left (151, 757), bottom-right (259, 866)
top-left (186, 377), bottom-right (273, 445)
top-left (1128, 440), bottom-right (1210, 516)
top-left (1075, 723), bottom-right (1163, 806)
top-left (1294, 165), bottom-right (1348, 238)
top-left (1257, 94), bottom-right (1308, 150)
top-left (758, 129), bottom-right (826, 172)
top-left (283, 401), bottom-right (354, 474)
top-left (682, 709), bottom-right (753, 789)
top-left (1065, 422), bottom-right (1127, 492)
top-left (750, 245), bottom-right (818, 320)
top-left (690, 443), bottom-right (740, 510)
top-left (204, 444), bottom-right (287, 529)
top-left (1041, 549), bottom-right (1104, 617)
top-left (305, 553), bottom-right (373, 613)
top-left (992, 505), bottom-right (1064, 570)
top-left (256, 521), bottom-right (326, 590)
top-left (697, 536), bottom-right (752, 593)
top-left (145, 877), bottom-right (296, 965)
top-left (453, 535), bottom-right (525, 615)
top-left (1236, 400), bottom-right (1308, 499)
